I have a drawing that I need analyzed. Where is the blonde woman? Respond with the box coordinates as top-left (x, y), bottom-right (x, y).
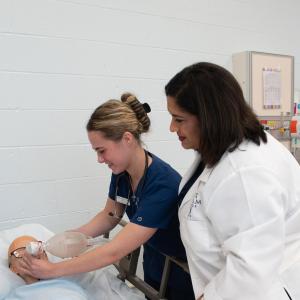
top-left (20, 94), bottom-right (194, 299)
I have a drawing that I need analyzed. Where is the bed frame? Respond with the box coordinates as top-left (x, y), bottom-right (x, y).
top-left (105, 220), bottom-right (190, 300)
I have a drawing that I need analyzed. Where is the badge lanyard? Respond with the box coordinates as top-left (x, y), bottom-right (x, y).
top-left (109, 150), bottom-right (149, 220)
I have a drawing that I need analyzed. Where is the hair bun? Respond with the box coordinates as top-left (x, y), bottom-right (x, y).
top-left (120, 93), bottom-right (133, 103)
top-left (120, 92), bottom-right (151, 133)
top-left (142, 103), bottom-right (151, 113)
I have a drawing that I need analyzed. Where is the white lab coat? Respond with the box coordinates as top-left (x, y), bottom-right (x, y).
top-left (179, 133), bottom-right (300, 300)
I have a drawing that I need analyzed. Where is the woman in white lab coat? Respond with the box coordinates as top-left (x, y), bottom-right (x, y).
top-left (165, 62), bottom-right (300, 300)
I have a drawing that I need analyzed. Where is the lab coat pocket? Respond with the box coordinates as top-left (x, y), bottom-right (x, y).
top-left (186, 218), bottom-right (211, 250)
top-left (181, 204), bottom-right (211, 247)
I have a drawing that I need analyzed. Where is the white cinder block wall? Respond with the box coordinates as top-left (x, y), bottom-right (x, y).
top-left (1, 0), bottom-right (300, 232)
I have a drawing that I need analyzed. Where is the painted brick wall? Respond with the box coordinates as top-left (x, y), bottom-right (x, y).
top-left (1, 0), bottom-right (299, 231)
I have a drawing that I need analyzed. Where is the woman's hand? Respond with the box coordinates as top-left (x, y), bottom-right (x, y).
top-left (18, 251), bottom-right (59, 279)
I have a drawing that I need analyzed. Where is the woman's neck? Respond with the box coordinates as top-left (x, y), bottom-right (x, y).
top-left (127, 147), bottom-right (151, 191)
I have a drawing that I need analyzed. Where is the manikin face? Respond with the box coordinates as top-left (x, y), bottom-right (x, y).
top-left (88, 131), bottom-right (133, 174)
top-left (167, 96), bottom-right (201, 150)
top-left (8, 235), bottom-right (48, 284)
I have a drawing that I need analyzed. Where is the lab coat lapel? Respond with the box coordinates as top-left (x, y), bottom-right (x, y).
top-left (179, 154), bottom-right (213, 208)
top-left (179, 152), bottom-right (201, 193)
top-left (198, 166), bottom-right (213, 183)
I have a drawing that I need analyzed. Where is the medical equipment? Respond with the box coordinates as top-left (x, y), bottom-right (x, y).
top-left (290, 115), bottom-right (300, 160)
top-left (26, 231), bottom-right (108, 258)
top-left (108, 150), bottom-right (149, 220)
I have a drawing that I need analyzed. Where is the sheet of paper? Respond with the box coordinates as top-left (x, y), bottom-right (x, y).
top-left (262, 67), bottom-right (281, 109)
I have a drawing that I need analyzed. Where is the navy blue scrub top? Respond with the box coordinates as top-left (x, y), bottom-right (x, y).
top-left (108, 152), bottom-right (188, 286)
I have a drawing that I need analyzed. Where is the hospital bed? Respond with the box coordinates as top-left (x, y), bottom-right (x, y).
top-left (108, 220), bottom-right (190, 300)
top-left (0, 223), bottom-right (189, 300)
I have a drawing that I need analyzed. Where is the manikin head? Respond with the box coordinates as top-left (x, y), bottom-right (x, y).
top-left (8, 235), bottom-right (48, 284)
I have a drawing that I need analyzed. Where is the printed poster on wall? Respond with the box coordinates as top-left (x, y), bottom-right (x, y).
top-left (262, 67), bottom-right (281, 109)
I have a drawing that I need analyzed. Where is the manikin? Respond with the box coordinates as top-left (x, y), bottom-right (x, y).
top-left (8, 235), bottom-right (48, 284)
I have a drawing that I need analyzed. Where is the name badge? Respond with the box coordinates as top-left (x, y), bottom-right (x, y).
top-left (188, 193), bottom-right (201, 219)
top-left (116, 195), bottom-right (129, 206)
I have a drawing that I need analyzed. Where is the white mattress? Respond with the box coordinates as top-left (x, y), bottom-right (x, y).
top-left (0, 223), bottom-right (145, 300)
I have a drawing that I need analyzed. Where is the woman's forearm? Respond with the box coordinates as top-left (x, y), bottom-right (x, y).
top-left (53, 242), bottom-right (118, 277)
top-left (53, 222), bottom-right (156, 277)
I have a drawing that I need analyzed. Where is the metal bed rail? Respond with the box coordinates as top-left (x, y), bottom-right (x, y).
top-left (104, 219), bottom-right (189, 300)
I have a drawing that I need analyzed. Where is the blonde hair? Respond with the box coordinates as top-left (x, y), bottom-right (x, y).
top-left (86, 93), bottom-right (150, 142)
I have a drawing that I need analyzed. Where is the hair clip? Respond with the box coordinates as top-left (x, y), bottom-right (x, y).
top-left (142, 103), bottom-right (151, 113)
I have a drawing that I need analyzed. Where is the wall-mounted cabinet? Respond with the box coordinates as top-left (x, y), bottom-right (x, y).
top-left (232, 51), bottom-right (294, 150)
top-left (232, 51), bottom-right (294, 117)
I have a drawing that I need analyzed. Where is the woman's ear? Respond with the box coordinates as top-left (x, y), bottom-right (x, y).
top-left (122, 131), bottom-right (134, 145)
